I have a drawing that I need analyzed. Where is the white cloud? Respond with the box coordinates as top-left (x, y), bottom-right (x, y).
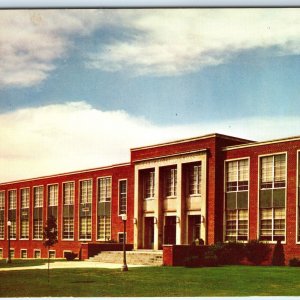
top-left (1, 101), bottom-right (300, 182)
top-left (87, 9), bottom-right (300, 76)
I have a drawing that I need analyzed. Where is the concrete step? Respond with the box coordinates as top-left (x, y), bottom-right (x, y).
top-left (89, 250), bottom-right (163, 266)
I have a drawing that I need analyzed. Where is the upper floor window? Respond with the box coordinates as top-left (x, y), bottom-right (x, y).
top-left (144, 171), bottom-right (155, 199)
top-left (63, 182), bottom-right (74, 205)
top-left (8, 190), bottom-right (17, 209)
top-left (48, 185), bottom-right (58, 206)
top-left (34, 186), bottom-right (43, 207)
top-left (119, 180), bottom-right (127, 215)
top-left (0, 191), bottom-right (4, 210)
top-left (21, 188), bottom-right (29, 209)
top-left (227, 159), bottom-right (249, 192)
top-left (98, 177), bottom-right (111, 203)
top-left (189, 164), bottom-right (202, 195)
top-left (261, 154), bottom-right (286, 189)
top-left (165, 168), bottom-right (177, 197)
top-left (80, 180), bottom-right (92, 204)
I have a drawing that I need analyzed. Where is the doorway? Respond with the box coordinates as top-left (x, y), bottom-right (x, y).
top-left (164, 216), bottom-right (176, 244)
top-left (144, 217), bottom-right (154, 249)
top-left (188, 215), bottom-right (201, 244)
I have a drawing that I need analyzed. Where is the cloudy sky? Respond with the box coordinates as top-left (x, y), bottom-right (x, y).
top-left (2, 8), bottom-right (300, 182)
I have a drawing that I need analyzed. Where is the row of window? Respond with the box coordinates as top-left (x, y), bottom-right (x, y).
top-left (0, 178), bottom-right (127, 241)
top-left (143, 163), bottom-right (202, 199)
top-left (225, 154), bottom-right (289, 243)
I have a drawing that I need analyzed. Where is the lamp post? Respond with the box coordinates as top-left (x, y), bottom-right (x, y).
top-left (121, 214), bottom-right (128, 272)
top-left (7, 221), bottom-right (11, 264)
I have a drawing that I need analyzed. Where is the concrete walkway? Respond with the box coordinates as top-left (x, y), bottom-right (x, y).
top-left (0, 261), bottom-right (149, 272)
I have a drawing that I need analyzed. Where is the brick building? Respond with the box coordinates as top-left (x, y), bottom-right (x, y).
top-left (0, 132), bottom-right (300, 261)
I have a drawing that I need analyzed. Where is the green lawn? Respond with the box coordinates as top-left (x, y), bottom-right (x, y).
top-left (0, 265), bottom-right (300, 297)
top-left (0, 259), bottom-right (63, 269)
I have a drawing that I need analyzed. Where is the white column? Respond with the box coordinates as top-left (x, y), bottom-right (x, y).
top-left (133, 166), bottom-right (142, 249)
top-left (153, 166), bottom-right (160, 250)
top-left (176, 163), bottom-right (184, 245)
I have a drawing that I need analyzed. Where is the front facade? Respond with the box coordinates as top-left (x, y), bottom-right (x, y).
top-left (1, 133), bottom-right (300, 261)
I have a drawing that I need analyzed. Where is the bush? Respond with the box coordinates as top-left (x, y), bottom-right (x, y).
top-left (202, 252), bottom-right (219, 267)
top-left (245, 240), bottom-right (271, 265)
top-left (64, 252), bottom-right (78, 261)
top-left (184, 256), bottom-right (202, 268)
top-left (289, 258), bottom-right (300, 267)
top-left (272, 239), bottom-right (285, 266)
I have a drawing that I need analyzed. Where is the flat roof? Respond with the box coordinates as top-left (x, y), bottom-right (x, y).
top-left (0, 162), bottom-right (131, 186)
top-left (224, 135), bottom-right (300, 151)
top-left (131, 133), bottom-right (253, 151)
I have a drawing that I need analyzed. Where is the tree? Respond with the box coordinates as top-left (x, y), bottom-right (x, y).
top-left (43, 215), bottom-right (58, 283)
top-left (272, 239), bottom-right (285, 266)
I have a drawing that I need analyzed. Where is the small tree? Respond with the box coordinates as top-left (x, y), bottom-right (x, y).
top-left (272, 239), bottom-right (285, 266)
top-left (43, 215), bottom-right (58, 283)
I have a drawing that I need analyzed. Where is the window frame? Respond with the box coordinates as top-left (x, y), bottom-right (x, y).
top-left (0, 191), bottom-right (5, 240)
top-left (118, 179), bottom-right (128, 216)
top-left (62, 181), bottom-right (75, 241)
top-left (258, 152), bottom-right (287, 243)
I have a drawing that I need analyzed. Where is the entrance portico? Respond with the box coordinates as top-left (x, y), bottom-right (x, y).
top-left (133, 150), bottom-right (207, 250)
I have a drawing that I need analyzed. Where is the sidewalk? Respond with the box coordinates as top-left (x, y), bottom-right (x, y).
top-left (0, 261), bottom-right (149, 271)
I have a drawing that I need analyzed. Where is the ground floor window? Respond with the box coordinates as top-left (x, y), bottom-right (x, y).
top-left (97, 216), bottom-right (111, 240)
top-left (225, 209), bottom-right (248, 241)
top-left (0, 248), bottom-right (3, 258)
top-left (21, 220), bottom-right (29, 239)
top-left (21, 249), bottom-right (27, 258)
top-left (63, 218), bottom-right (74, 239)
top-left (260, 207), bottom-right (285, 241)
top-left (0, 220), bottom-right (4, 239)
top-left (79, 217), bottom-right (91, 240)
top-left (48, 250), bottom-right (56, 259)
top-left (33, 219), bottom-right (43, 239)
top-left (34, 249), bottom-right (41, 258)
top-left (118, 232), bottom-right (126, 243)
top-left (10, 249), bottom-right (15, 259)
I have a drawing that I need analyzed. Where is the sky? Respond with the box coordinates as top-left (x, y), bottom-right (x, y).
top-left (2, 8), bottom-right (300, 182)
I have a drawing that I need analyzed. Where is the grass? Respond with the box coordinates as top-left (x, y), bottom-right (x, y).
top-left (0, 265), bottom-right (300, 297)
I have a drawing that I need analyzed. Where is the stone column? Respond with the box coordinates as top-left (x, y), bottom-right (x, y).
top-left (176, 163), bottom-right (185, 245)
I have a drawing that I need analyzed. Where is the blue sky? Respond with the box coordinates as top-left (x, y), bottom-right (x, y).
top-left (2, 8), bottom-right (300, 181)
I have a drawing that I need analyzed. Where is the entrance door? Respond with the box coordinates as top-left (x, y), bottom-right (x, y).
top-left (164, 216), bottom-right (176, 244)
top-left (144, 217), bottom-right (154, 249)
top-left (188, 215), bottom-right (201, 244)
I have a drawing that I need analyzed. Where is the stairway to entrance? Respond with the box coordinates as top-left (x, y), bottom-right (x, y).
top-left (88, 250), bottom-right (163, 266)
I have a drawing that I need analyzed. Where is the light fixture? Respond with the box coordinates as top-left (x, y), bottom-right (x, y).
top-left (153, 217), bottom-right (157, 224)
top-left (121, 214), bottom-right (127, 221)
top-left (176, 216), bottom-right (180, 224)
top-left (133, 218), bottom-right (137, 224)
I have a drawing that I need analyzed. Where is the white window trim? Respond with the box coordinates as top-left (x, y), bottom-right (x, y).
top-left (257, 152), bottom-right (287, 244)
top-left (0, 247), bottom-right (3, 259)
top-left (47, 183), bottom-right (59, 208)
top-left (48, 249), bottom-right (56, 259)
top-left (33, 249), bottom-right (41, 259)
top-left (223, 157), bottom-right (250, 243)
top-left (118, 232), bottom-right (127, 243)
top-left (20, 187), bottom-right (30, 209)
top-left (20, 249), bottom-right (28, 259)
top-left (33, 185), bottom-right (44, 208)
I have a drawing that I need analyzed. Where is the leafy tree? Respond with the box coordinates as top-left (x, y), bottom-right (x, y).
top-left (43, 215), bottom-right (58, 283)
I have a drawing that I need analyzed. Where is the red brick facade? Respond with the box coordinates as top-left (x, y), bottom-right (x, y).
top-left (1, 133), bottom-right (300, 261)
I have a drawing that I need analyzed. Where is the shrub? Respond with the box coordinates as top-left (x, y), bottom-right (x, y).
top-left (272, 239), bottom-right (285, 266)
top-left (184, 255), bottom-right (201, 268)
top-left (202, 252), bottom-right (219, 267)
top-left (289, 258), bottom-right (300, 267)
top-left (65, 252), bottom-right (78, 261)
top-left (245, 240), bottom-right (271, 265)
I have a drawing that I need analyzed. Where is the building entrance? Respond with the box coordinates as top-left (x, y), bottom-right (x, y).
top-left (188, 215), bottom-right (201, 244)
top-left (164, 216), bottom-right (176, 244)
top-left (144, 217), bottom-right (154, 249)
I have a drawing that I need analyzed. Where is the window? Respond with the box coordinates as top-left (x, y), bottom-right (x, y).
top-left (21, 219), bottom-right (29, 239)
top-left (10, 220), bottom-right (16, 239)
top-left (9, 190), bottom-right (16, 209)
top-left (165, 168), bottom-right (177, 197)
top-left (118, 232), bottom-right (126, 243)
top-left (49, 250), bottom-right (56, 259)
top-left (0, 191), bottom-right (4, 239)
top-left (33, 219), bottom-right (43, 240)
top-left (63, 182), bottom-right (74, 240)
top-left (10, 249), bottom-right (15, 259)
top-left (34, 249), bottom-right (41, 259)
top-left (259, 154), bottom-right (286, 241)
top-left (79, 180), bottom-right (92, 240)
top-left (63, 182), bottom-right (74, 205)
top-left (21, 249), bottom-right (27, 259)
top-left (189, 164), bottom-right (202, 195)
top-left (119, 180), bottom-right (127, 215)
top-left (0, 248), bottom-right (3, 259)
top-left (80, 180), bottom-right (92, 204)
top-left (225, 159), bottom-right (249, 242)
top-left (34, 186), bottom-right (43, 207)
top-left (97, 177), bottom-right (111, 240)
top-left (21, 188), bottom-right (29, 208)
top-left (34, 187), bottom-right (43, 240)
top-left (63, 218), bottom-right (74, 239)
top-left (48, 185), bottom-right (58, 206)
top-left (144, 171), bottom-right (155, 199)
